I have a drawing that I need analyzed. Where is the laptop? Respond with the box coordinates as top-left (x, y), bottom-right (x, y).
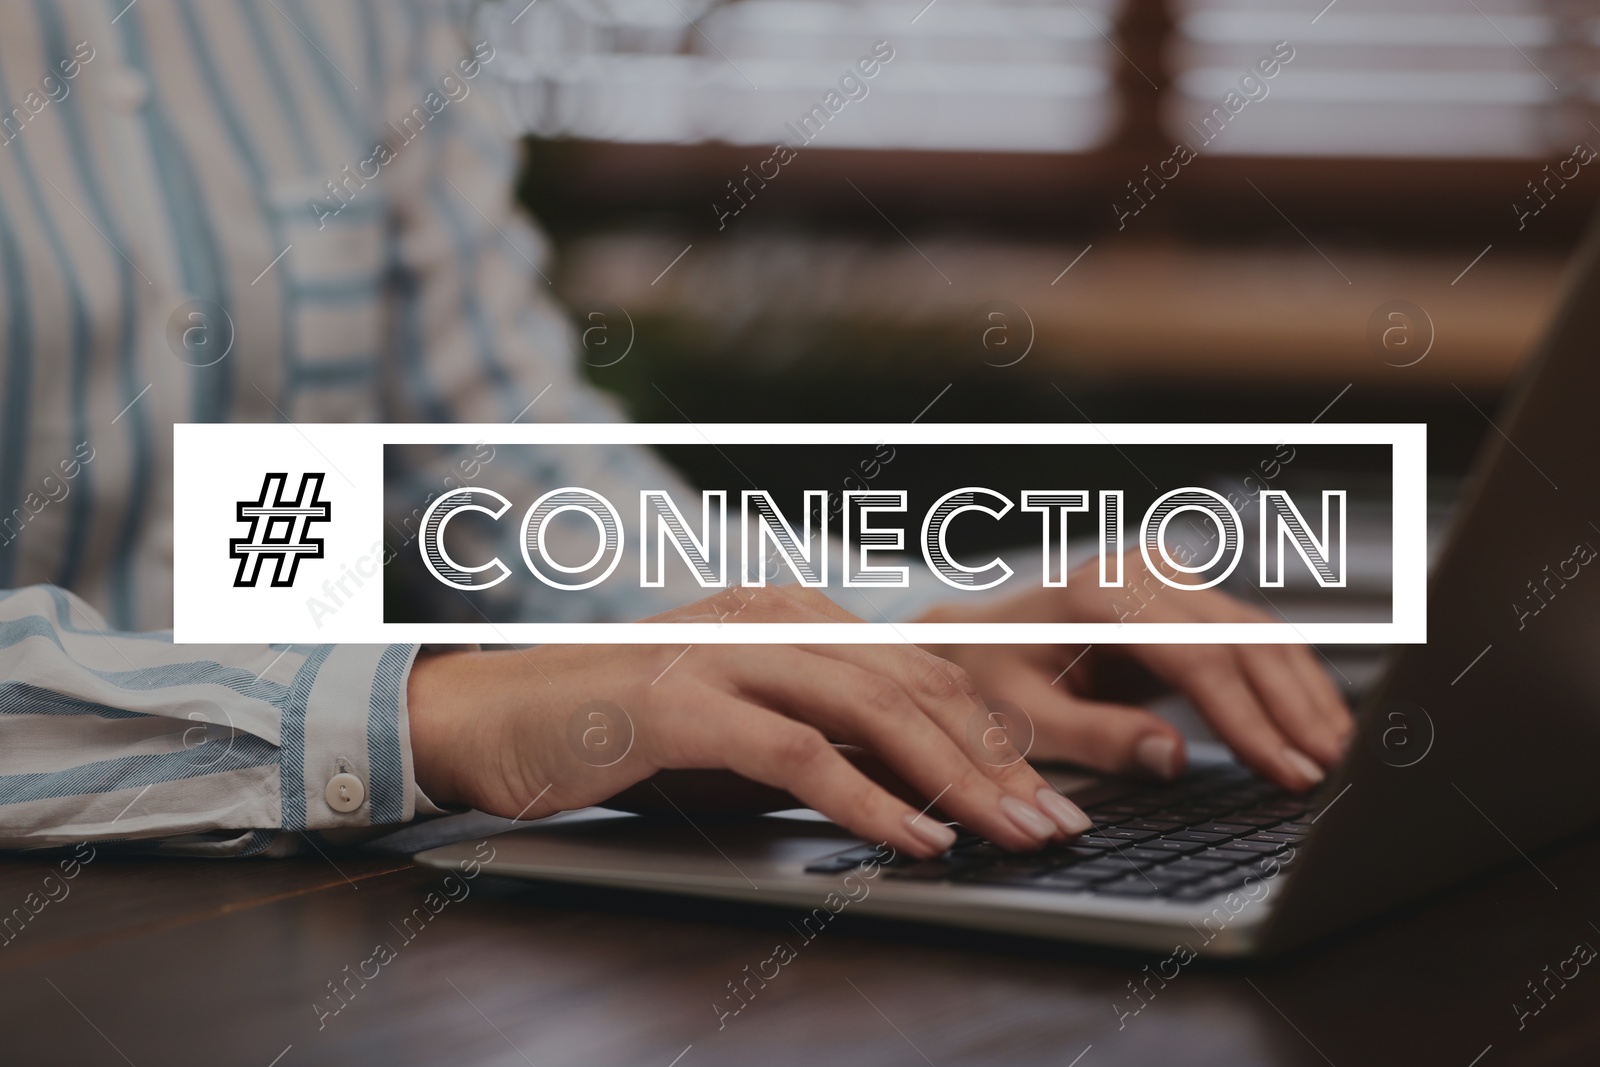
top-left (416, 209), bottom-right (1600, 959)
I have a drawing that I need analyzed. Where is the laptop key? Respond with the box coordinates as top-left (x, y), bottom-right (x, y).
top-left (1048, 845), bottom-right (1111, 865)
top-left (1072, 860), bottom-right (1148, 879)
top-left (1140, 838), bottom-right (1208, 854)
top-left (1085, 805), bottom-right (1157, 820)
top-left (1082, 856), bottom-right (1169, 877)
top-left (947, 843), bottom-right (1014, 864)
top-left (961, 873), bottom-right (1049, 889)
top-left (961, 866), bottom-right (1057, 887)
top-left (838, 845), bottom-right (890, 860)
top-left (1193, 848), bottom-right (1266, 866)
top-left (1166, 830), bottom-right (1231, 844)
top-left (1218, 839), bottom-right (1285, 855)
top-left (1152, 808), bottom-right (1234, 825)
top-left (1206, 796), bottom-right (1264, 812)
top-left (1159, 857), bottom-right (1239, 879)
top-left (1018, 850), bottom-right (1095, 874)
top-left (1087, 850), bottom-right (1176, 872)
top-left (1247, 831), bottom-right (1304, 845)
top-left (1186, 873), bottom-right (1252, 895)
top-left (1235, 800), bottom-right (1301, 815)
top-left (1124, 819), bottom-right (1186, 833)
top-left (1190, 823), bottom-right (1254, 837)
top-left (1253, 802), bottom-right (1309, 817)
top-left (1276, 821), bottom-right (1315, 835)
top-left (1085, 828), bottom-right (1158, 843)
top-left (1065, 835), bottom-right (1121, 850)
top-left (1173, 875), bottom-right (1268, 901)
top-left (1033, 877), bottom-right (1097, 893)
top-left (804, 845), bottom-right (893, 873)
top-left (1073, 856), bottom-right (1137, 873)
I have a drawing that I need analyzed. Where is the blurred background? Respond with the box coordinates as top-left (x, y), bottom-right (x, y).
top-left (461, 0), bottom-right (1598, 510)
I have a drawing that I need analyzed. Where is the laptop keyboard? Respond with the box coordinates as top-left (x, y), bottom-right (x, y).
top-left (804, 764), bottom-right (1324, 903)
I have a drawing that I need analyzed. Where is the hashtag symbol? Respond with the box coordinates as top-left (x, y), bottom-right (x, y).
top-left (229, 473), bottom-right (332, 588)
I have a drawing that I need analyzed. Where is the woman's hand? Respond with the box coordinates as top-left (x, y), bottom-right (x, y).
top-left (407, 586), bottom-right (1092, 859)
top-left (922, 551), bottom-right (1353, 792)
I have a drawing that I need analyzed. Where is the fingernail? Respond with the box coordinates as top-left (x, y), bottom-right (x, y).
top-left (999, 795), bottom-right (1057, 840)
top-left (902, 813), bottom-right (957, 854)
top-left (1036, 788), bottom-right (1091, 836)
top-left (1134, 735), bottom-right (1179, 780)
top-left (1283, 747), bottom-right (1326, 786)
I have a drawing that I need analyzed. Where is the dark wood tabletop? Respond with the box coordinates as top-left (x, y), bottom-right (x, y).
top-left (3, 816), bottom-right (1597, 1067)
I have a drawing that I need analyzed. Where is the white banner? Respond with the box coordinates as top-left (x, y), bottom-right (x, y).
top-left (172, 423), bottom-right (1426, 645)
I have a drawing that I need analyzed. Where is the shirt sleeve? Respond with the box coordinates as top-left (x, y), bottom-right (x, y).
top-left (0, 585), bottom-right (427, 856)
top-left (375, 4), bottom-right (709, 625)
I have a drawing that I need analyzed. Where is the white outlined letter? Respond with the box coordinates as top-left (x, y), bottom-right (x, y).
top-left (1260, 489), bottom-right (1346, 587)
top-left (520, 488), bottom-right (624, 591)
top-left (843, 490), bottom-right (909, 587)
top-left (1100, 489), bottom-right (1124, 587)
top-left (1141, 488), bottom-right (1242, 591)
top-left (640, 490), bottom-right (726, 588)
top-left (922, 487), bottom-right (1014, 591)
top-left (419, 487), bottom-right (511, 591)
top-left (1021, 491), bottom-right (1088, 587)
top-left (742, 491), bottom-right (828, 587)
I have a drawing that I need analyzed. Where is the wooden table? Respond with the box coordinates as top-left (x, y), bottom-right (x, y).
top-left (3, 816), bottom-right (1597, 1067)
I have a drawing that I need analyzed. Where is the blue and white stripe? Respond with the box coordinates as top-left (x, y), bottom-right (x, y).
top-left (0, 0), bottom-right (948, 856)
top-left (0, 0), bottom-right (695, 855)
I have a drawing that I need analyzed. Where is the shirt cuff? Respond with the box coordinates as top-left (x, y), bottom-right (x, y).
top-left (295, 644), bottom-right (422, 831)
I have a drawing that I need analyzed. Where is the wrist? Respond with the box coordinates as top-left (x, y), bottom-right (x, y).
top-left (407, 649), bottom-right (489, 809)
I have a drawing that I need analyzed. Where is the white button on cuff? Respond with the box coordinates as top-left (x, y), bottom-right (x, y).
top-left (325, 771), bottom-right (366, 813)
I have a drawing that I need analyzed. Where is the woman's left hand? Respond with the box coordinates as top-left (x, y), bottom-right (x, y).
top-left (919, 551), bottom-right (1353, 792)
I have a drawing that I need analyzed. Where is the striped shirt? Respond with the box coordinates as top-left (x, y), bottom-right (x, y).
top-left (0, 0), bottom-right (720, 856)
top-left (1, 0), bottom-right (950, 858)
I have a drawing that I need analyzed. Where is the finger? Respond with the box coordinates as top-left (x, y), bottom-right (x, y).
top-left (801, 642), bottom-right (1087, 835)
top-left (724, 647), bottom-right (1065, 850)
top-left (1208, 594), bottom-right (1354, 751)
top-left (751, 590), bottom-right (1084, 840)
top-left (781, 586), bottom-right (862, 620)
top-left (1173, 649), bottom-right (1326, 791)
top-left (653, 682), bottom-right (959, 858)
top-left (1280, 644), bottom-right (1355, 746)
top-left (1235, 646), bottom-right (1345, 767)
top-left (1007, 666), bottom-right (1188, 780)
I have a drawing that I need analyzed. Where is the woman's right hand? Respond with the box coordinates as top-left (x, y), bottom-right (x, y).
top-left (407, 585), bottom-right (1091, 859)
